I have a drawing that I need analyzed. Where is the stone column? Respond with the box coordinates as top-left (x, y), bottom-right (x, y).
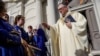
top-left (47, 0), bottom-right (56, 25)
top-left (21, 0), bottom-right (25, 16)
top-left (35, 0), bottom-right (42, 25)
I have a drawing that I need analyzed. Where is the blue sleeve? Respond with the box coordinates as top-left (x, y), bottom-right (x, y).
top-left (22, 32), bottom-right (29, 43)
top-left (37, 29), bottom-right (47, 42)
top-left (0, 29), bottom-right (21, 44)
top-left (38, 36), bottom-right (44, 49)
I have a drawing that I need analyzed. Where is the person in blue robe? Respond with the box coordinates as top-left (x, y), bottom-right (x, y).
top-left (0, 1), bottom-right (26, 56)
top-left (14, 15), bottom-right (29, 43)
top-left (37, 26), bottom-right (47, 56)
top-left (31, 26), bottom-right (47, 56)
top-left (3, 14), bottom-right (9, 22)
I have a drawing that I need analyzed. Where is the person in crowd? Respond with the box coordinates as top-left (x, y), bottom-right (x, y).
top-left (3, 14), bottom-right (9, 22)
top-left (27, 25), bottom-right (36, 46)
top-left (0, 1), bottom-right (27, 56)
top-left (14, 15), bottom-right (37, 56)
top-left (14, 15), bottom-right (29, 42)
top-left (27, 25), bottom-right (47, 56)
top-left (28, 25), bottom-right (34, 40)
top-left (36, 25), bottom-right (47, 56)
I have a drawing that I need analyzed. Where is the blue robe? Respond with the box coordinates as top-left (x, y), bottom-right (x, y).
top-left (37, 28), bottom-right (47, 52)
top-left (0, 18), bottom-right (25, 56)
top-left (31, 28), bottom-right (47, 56)
top-left (14, 25), bottom-right (29, 43)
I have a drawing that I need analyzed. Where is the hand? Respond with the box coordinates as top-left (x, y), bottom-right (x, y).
top-left (66, 21), bottom-right (72, 29)
top-left (42, 23), bottom-right (50, 30)
top-left (21, 38), bottom-right (28, 47)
